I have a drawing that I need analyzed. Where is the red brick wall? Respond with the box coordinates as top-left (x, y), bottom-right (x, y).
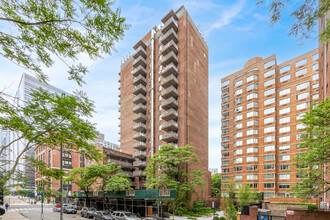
top-left (286, 210), bottom-right (330, 220)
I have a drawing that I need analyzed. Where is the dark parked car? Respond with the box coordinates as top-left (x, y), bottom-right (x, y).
top-left (81, 207), bottom-right (97, 218)
top-left (63, 206), bottom-right (77, 214)
top-left (94, 211), bottom-right (113, 220)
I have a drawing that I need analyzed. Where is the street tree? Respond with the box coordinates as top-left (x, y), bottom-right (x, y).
top-left (211, 173), bottom-right (221, 197)
top-left (145, 144), bottom-right (205, 209)
top-left (236, 183), bottom-right (261, 211)
top-left (221, 181), bottom-right (237, 220)
top-left (0, 0), bottom-right (129, 85)
top-left (291, 98), bottom-right (330, 198)
top-left (65, 163), bottom-right (132, 206)
top-left (257, 0), bottom-right (330, 42)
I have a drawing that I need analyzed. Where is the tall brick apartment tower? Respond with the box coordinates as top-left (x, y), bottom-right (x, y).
top-left (220, 50), bottom-right (319, 203)
top-left (119, 6), bottom-right (211, 201)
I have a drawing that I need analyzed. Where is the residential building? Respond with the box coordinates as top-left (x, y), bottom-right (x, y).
top-left (119, 6), bottom-right (211, 202)
top-left (220, 49), bottom-right (319, 203)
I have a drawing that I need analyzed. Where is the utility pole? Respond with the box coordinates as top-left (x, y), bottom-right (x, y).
top-left (60, 143), bottom-right (63, 220)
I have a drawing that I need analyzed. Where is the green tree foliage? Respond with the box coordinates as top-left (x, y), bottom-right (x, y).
top-left (145, 145), bottom-right (205, 209)
top-left (221, 181), bottom-right (237, 220)
top-left (257, 0), bottom-right (330, 42)
top-left (211, 173), bottom-right (221, 197)
top-left (0, 0), bottom-right (129, 85)
top-left (0, 88), bottom-right (102, 190)
top-left (291, 99), bottom-right (330, 198)
top-left (236, 183), bottom-right (261, 211)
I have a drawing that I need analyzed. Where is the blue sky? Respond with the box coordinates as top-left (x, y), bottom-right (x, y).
top-left (0, 0), bottom-right (318, 170)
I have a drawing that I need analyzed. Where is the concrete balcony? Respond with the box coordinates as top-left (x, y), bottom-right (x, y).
top-left (133, 103), bottom-right (146, 114)
top-left (161, 132), bottom-right (178, 142)
top-left (133, 94), bottom-right (146, 105)
top-left (108, 159), bottom-right (133, 169)
top-left (161, 85), bottom-right (178, 99)
top-left (133, 132), bottom-right (146, 141)
top-left (133, 170), bottom-right (146, 177)
top-left (161, 28), bottom-right (178, 45)
top-left (162, 108), bottom-right (178, 121)
top-left (133, 160), bottom-right (147, 168)
top-left (162, 16), bottom-right (178, 34)
top-left (162, 51), bottom-right (178, 67)
top-left (162, 40), bottom-right (178, 56)
top-left (161, 63), bottom-right (178, 78)
top-left (133, 66), bottom-right (147, 77)
top-left (133, 75), bottom-right (147, 86)
top-left (133, 40), bottom-right (147, 51)
top-left (133, 56), bottom-right (147, 68)
top-left (162, 120), bottom-right (178, 132)
top-left (133, 45), bottom-right (147, 59)
top-left (120, 171), bottom-right (133, 177)
top-left (133, 84), bottom-right (146, 95)
top-left (162, 97), bottom-right (178, 110)
top-left (133, 113), bottom-right (146, 123)
top-left (133, 123), bottom-right (146, 132)
top-left (133, 151), bottom-right (147, 159)
top-left (133, 141), bottom-right (146, 150)
top-left (161, 74), bottom-right (178, 89)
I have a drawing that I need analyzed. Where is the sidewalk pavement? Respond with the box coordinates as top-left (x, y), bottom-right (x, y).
top-left (1, 210), bottom-right (28, 220)
top-left (171, 211), bottom-right (225, 220)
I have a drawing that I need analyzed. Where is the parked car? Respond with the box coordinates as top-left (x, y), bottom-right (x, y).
top-left (94, 211), bottom-right (113, 220)
top-left (53, 206), bottom-right (61, 212)
top-left (144, 218), bottom-right (166, 220)
top-left (81, 207), bottom-right (97, 218)
top-left (112, 211), bottom-right (140, 220)
top-left (63, 206), bottom-right (77, 214)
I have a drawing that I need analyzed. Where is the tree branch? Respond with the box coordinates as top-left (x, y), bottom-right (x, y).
top-left (0, 17), bottom-right (77, 26)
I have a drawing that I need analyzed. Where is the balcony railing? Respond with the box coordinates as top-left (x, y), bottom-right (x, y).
top-left (133, 103), bottom-right (146, 114)
top-left (162, 108), bottom-right (178, 121)
top-left (161, 74), bottom-right (178, 88)
top-left (133, 123), bottom-right (146, 132)
top-left (161, 28), bottom-right (178, 45)
top-left (133, 84), bottom-right (146, 95)
top-left (133, 161), bottom-right (147, 168)
top-left (133, 66), bottom-right (147, 77)
top-left (133, 151), bottom-right (147, 158)
top-left (133, 56), bottom-right (147, 68)
top-left (162, 40), bottom-right (178, 56)
top-left (161, 85), bottom-right (178, 99)
top-left (133, 94), bottom-right (146, 104)
top-left (162, 120), bottom-right (178, 132)
top-left (162, 16), bottom-right (178, 34)
top-left (162, 63), bottom-right (178, 78)
top-left (133, 142), bottom-right (146, 150)
top-left (162, 97), bottom-right (178, 110)
top-left (133, 170), bottom-right (146, 177)
top-left (133, 132), bottom-right (146, 141)
top-left (108, 159), bottom-right (133, 168)
top-left (162, 51), bottom-right (178, 67)
top-left (161, 132), bottom-right (178, 142)
top-left (133, 46), bottom-right (147, 59)
top-left (133, 75), bottom-right (147, 86)
top-left (133, 113), bottom-right (146, 123)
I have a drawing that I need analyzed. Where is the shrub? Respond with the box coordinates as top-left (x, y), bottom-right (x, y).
top-left (308, 204), bottom-right (318, 211)
top-left (219, 217), bottom-right (226, 220)
top-left (213, 217), bottom-right (219, 220)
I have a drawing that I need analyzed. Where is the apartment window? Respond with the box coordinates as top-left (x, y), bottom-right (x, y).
top-left (222, 120), bottom-right (229, 126)
top-left (222, 168), bottom-right (229, 173)
top-left (247, 83), bottom-right (258, 91)
top-left (279, 98), bottom-right (290, 105)
top-left (264, 59), bottom-right (275, 68)
top-left (264, 78), bottom-right (275, 87)
top-left (247, 74), bottom-right (258, 82)
top-left (279, 117), bottom-right (290, 124)
top-left (234, 140), bottom-right (243, 147)
top-left (222, 176), bottom-right (229, 181)
top-left (296, 58), bottom-right (307, 67)
top-left (279, 164), bottom-right (290, 170)
top-left (234, 114), bottom-right (243, 121)
top-left (296, 113), bottom-right (306, 120)
top-left (264, 126), bottom-right (275, 133)
top-left (264, 154), bottom-right (275, 161)
top-left (158, 105), bottom-right (162, 111)
top-left (296, 102), bottom-right (309, 110)
top-left (279, 145), bottom-right (290, 151)
top-left (313, 83), bottom-right (319, 90)
top-left (280, 74), bottom-right (291, 82)
top-left (235, 97), bottom-right (242, 104)
top-left (158, 95), bottom-right (162, 101)
top-left (158, 45), bottom-right (162, 51)
top-left (234, 123), bottom-right (242, 130)
top-left (279, 184), bottom-right (290, 189)
top-left (279, 107), bottom-right (290, 115)
top-left (234, 158), bottom-right (243, 164)
top-left (222, 144), bottom-right (229, 150)
top-left (279, 88), bottom-right (290, 96)
top-left (296, 173), bottom-right (305, 178)
top-left (247, 174), bottom-right (258, 180)
top-left (222, 104), bottom-right (229, 111)
top-left (158, 125), bottom-right (162, 131)
top-left (264, 88), bottom-right (275, 96)
top-left (297, 123), bottom-right (306, 130)
top-left (247, 111), bottom-right (258, 118)
top-left (222, 80), bottom-right (229, 87)
top-left (264, 117), bottom-right (275, 124)
top-left (222, 88), bottom-right (229, 94)
top-left (247, 93), bottom-right (258, 100)
top-left (158, 75), bottom-right (161, 81)
top-left (149, 53), bottom-right (151, 59)
top-left (234, 106), bottom-right (243, 112)
top-left (234, 175), bottom-right (242, 180)
top-left (279, 126), bottom-right (290, 133)
top-left (246, 165), bottom-right (258, 170)
top-left (264, 173), bottom-right (275, 179)
top-left (234, 88), bottom-right (243, 96)
top-left (279, 154), bottom-right (290, 161)
top-left (62, 152), bottom-right (72, 168)
top-left (264, 98), bottom-right (275, 105)
top-left (264, 136), bottom-right (275, 143)
top-left (246, 129), bottom-right (258, 136)
top-left (313, 93), bottom-right (319, 100)
top-left (247, 120), bottom-right (258, 126)
top-left (280, 65), bottom-right (290, 73)
top-left (158, 85), bottom-right (162, 91)
top-left (246, 156), bottom-right (258, 162)
top-left (313, 73), bottom-right (319, 81)
top-left (247, 138), bottom-right (258, 144)
top-left (158, 55), bottom-right (162, 62)
top-left (247, 102), bottom-right (258, 109)
top-left (279, 174), bottom-right (290, 180)
top-left (264, 69), bottom-right (275, 78)
top-left (80, 154), bottom-right (85, 168)
top-left (234, 166), bottom-right (243, 172)
top-left (247, 147), bottom-right (258, 153)
top-left (264, 183), bottom-right (275, 189)
top-left (248, 183), bottom-right (258, 189)
top-left (279, 136), bottom-right (290, 143)
top-left (158, 65), bottom-right (162, 72)
top-left (234, 132), bottom-right (243, 139)
top-left (234, 80), bottom-right (243, 87)
top-left (296, 68), bottom-right (307, 77)
top-left (158, 35), bottom-right (162, 42)
top-left (264, 192), bottom-right (275, 198)
top-left (313, 63), bottom-right (319, 70)
top-left (264, 164), bottom-right (275, 170)
top-left (222, 96), bottom-right (229, 102)
top-left (297, 82), bottom-right (310, 91)
top-left (222, 160), bottom-right (229, 165)
top-left (264, 145), bottom-right (275, 152)
top-left (222, 136), bottom-right (229, 142)
top-left (264, 107), bottom-right (275, 115)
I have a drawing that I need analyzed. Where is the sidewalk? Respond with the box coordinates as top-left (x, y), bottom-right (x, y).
top-left (1, 210), bottom-right (28, 220)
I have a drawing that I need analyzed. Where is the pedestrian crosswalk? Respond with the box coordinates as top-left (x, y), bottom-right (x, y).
top-left (11, 207), bottom-right (52, 212)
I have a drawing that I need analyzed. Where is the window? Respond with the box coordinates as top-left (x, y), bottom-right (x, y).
top-left (264, 192), bottom-right (275, 198)
top-left (234, 80), bottom-right (243, 87)
top-left (313, 93), bottom-right (319, 100)
top-left (279, 184), bottom-right (290, 189)
top-left (247, 102), bottom-right (258, 109)
top-left (264, 78), bottom-right (275, 87)
top-left (313, 73), bottom-right (319, 81)
top-left (264, 126), bottom-right (275, 133)
top-left (234, 140), bottom-right (243, 147)
top-left (158, 95), bottom-right (162, 101)
top-left (279, 107), bottom-right (290, 115)
top-left (313, 63), bottom-right (319, 70)
top-left (247, 111), bottom-right (258, 118)
top-left (296, 68), bottom-right (308, 77)
top-left (264, 173), bottom-right (275, 179)
top-left (264, 136), bottom-right (275, 143)
top-left (297, 82), bottom-right (310, 91)
top-left (222, 144), bottom-right (229, 150)
top-left (313, 53), bottom-right (319, 60)
top-left (222, 136), bottom-right (229, 142)
top-left (247, 83), bottom-right (258, 91)
top-left (247, 120), bottom-right (258, 126)
top-left (222, 176), bottom-right (229, 181)
top-left (158, 85), bottom-right (162, 91)
top-left (247, 138), bottom-right (258, 144)
top-left (247, 147), bottom-right (258, 153)
top-left (158, 105), bottom-right (162, 111)
top-left (234, 166), bottom-right (243, 172)
top-left (235, 97), bottom-right (242, 104)
top-left (246, 156), bottom-right (258, 162)
top-left (296, 102), bottom-right (309, 110)
top-left (264, 88), bottom-right (275, 96)
top-left (264, 183), bottom-right (275, 188)
top-left (222, 168), bottom-right (229, 173)
top-left (279, 88), bottom-right (290, 96)
top-left (264, 164), bottom-right (275, 170)
top-left (279, 155), bottom-right (290, 161)
top-left (234, 123), bottom-right (242, 130)
top-left (222, 104), bottom-right (229, 110)
top-left (222, 120), bottom-right (229, 126)
top-left (158, 45), bottom-right (162, 51)
top-left (279, 174), bottom-right (290, 180)
top-left (246, 129), bottom-right (258, 136)
top-left (234, 149), bottom-right (243, 155)
top-left (222, 80), bottom-right (229, 87)
top-left (80, 154), bottom-right (85, 168)
top-left (264, 117), bottom-right (275, 124)
top-left (158, 65), bottom-right (162, 72)
top-left (222, 88), bottom-right (229, 94)
top-left (313, 83), bottom-right (319, 89)
top-left (279, 145), bottom-right (290, 151)
top-left (279, 117), bottom-right (290, 124)
top-left (234, 158), bottom-right (243, 164)
top-left (279, 126), bottom-right (290, 133)
top-left (158, 35), bottom-right (162, 42)
top-left (234, 89), bottom-right (243, 96)
top-left (264, 59), bottom-right (275, 68)
top-left (264, 98), bottom-right (275, 105)
top-left (280, 74), bottom-right (291, 82)
top-left (279, 136), bottom-right (290, 143)
top-left (234, 175), bottom-right (242, 180)
top-left (222, 160), bottom-right (229, 165)
top-left (246, 165), bottom-right (258, 170)
top-left (264, 107), bottom-right (275, 115)
top-left (279, 98), bottom-right (290, 105)
top-left (296, 58), bottom-right (307, 67)
top-left (280, 65), bottom-right (290, 73)
top-left (264, 154), bottom-right (275, 161)
top-left (247, 74), bottom-right (258, 82)
top-left (296, 123), bottom-right (306, 130)
top-left (247, 174), bottom-right (258, 180)
top-left (264, 69), bottom-right (275, 78)
top-left (158, 55), bottom-right (162, 62)
top-left (234, 132), bottom-right (243, 139)
top-left (248, 183), bottom-right (258, 189)
top-left (296, 113), bottom-right (306, 120)
top-left (264, 145), bottom-right (275, 152)
top-left (62, 152), bottom-right (72, 168)
top-left (222, 112), bottom-right (229, 118)
top-left (279, 164), bottom-right (290, 170)
top-left (234, 106), bottom-right (243, 112)
top-left (234, 115), bottom-right (243, 121)
top-left (247, 93), bottom-right (258, 100)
